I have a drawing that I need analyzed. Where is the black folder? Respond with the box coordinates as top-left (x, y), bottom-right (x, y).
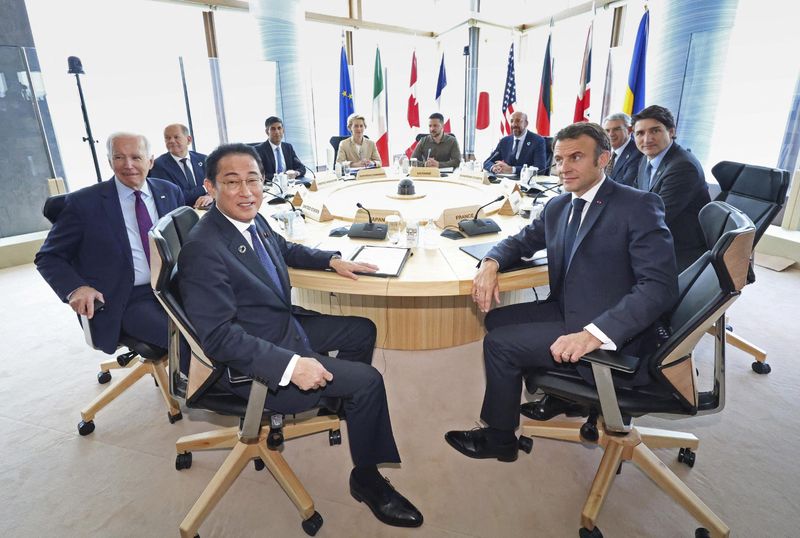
top-left (459, 241), bottom-right (547, 272)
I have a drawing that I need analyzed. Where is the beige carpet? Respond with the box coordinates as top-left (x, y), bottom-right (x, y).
top-left (0, 262), bottom-right (797, 537)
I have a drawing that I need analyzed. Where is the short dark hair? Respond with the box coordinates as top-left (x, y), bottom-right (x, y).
top-left (554, 122), bottom-right (610, 160)
top-left (205, 143), bottom-right (264, 185)
top-left (632, 105), bottom-right (675, 131)
top-left (428, 112), bottom-right (444, 123)
top-left (264, 116), bottom-right (283, 129)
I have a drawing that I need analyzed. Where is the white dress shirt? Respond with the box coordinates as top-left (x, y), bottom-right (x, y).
top-left (115, 177), bottom-right (158, 286)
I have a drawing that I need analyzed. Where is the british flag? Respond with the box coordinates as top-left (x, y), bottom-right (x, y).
top-left (501, 43), bottom-right (517, 135)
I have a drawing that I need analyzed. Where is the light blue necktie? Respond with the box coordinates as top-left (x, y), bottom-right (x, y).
top-left (275, 146), bottom-right (285, 173)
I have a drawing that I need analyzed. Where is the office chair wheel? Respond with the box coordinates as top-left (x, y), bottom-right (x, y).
top-left (77, 420), bottom-right (95, 436)
top-left (752, 361), bottom-right (771, 374)
top-left (97, 370), bottom-right (112, 384)
top-left (678, 447), bottom-right (696, 467)
top-left (267, 429), bottom-right (284, 449)
top-left (168, 411), bottom-right (183, 424)
top-left (579, 526), bottom-right (603, 537)
top-left (329, 429), bottom-right (342, 446)
top-left (117, 351), bottom-right (136, 367)
top-left (518, 435), bottom-right (533, 454)
top-left (175, 452), bottom-right (192, 470)
top-left (253, 458), bottom-right (265, 471)
top-left (301, 511), bottom-right (323, 536)
top-left (580, 421), bottom-right (599, 443)
top-left (695, 529), bottom-right (710, 538)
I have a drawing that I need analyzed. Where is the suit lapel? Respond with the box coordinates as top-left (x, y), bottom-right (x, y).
top-left (649, 145), bottom-right (676, 192)
top-left (148, 179), bottom-right (171, 217)
top-left (190, 151), bottom-right (205, 183)
top-left (569, 179), bottom-right (613, 267)
top-left (164, 156), bottom-right (186, 186)
top-left (549, 198), bottom-right (572, 284)
top-left (102, 179), bottom-right (134, 269)
top-left (256, 216), bottom-right (291, 298)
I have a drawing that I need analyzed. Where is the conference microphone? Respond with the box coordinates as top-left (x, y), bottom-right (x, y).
top-left (67, 56), bottom-right (84, 75)
top-left (458, 195), bottom-right (505, 237)
top-left (530, 183), bottom-right (562, 206)
top-left (347, 202), bottom-right (388, 240)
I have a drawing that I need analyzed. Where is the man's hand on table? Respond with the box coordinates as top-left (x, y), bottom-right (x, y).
top-left (330, 257), bottom-right (379, 280)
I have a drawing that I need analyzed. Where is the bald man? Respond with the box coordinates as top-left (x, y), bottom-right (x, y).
top-left (150, 123), bottom-right (211, 208)
top-left (483, 111), bottom-right (548, 177)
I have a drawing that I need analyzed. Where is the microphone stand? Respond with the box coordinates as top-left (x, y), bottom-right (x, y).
top-left (68, 57), bottom-right (101, 183)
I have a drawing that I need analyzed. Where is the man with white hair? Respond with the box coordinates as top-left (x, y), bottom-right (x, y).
top-left (602, 112), bottom-right (643, 186)
top-left (36, 132), bottom-right (184, 353)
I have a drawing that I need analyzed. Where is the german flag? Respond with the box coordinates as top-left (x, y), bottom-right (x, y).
top-left (536, 34), bottom-right (553, 136)
top-left (623, 10), bottom-right (649, 115)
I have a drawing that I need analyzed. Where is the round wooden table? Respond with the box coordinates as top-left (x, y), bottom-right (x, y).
top-left (271, 175), bottom-right (552, 350)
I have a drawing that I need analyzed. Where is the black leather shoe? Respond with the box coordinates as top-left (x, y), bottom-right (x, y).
top-left (520, 395), bottom-right (585, 421)
top-left (444, 428), bottom-right (518, 462)
top-left (349, 471), bottom-right (423, 528)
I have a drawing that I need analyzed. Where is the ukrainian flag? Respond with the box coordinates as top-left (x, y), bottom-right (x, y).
top-left (623, 10), bottom-right (649, 116)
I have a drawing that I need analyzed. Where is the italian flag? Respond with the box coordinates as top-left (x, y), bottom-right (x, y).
top-left (372, 48), bottom-right (389, 166)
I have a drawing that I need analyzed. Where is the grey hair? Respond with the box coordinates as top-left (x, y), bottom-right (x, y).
top-left (602, 112), bottom-right (632, 127)
top-left (165, 123), bottom-right (190, 136)
top-left (106, 132), bottom-right (151, 162)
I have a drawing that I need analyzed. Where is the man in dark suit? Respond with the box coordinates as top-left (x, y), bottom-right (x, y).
top-left (483, 111), bottom-right (547, 176)
top-left (602, 112), bottom-right (643, 186)
top-left (445, 122), bottom-right (678, 462)
top-left (255, 116), bottom-right (310, 187)
top-left (35, 133), bottom-right (184, 353)
top-left (632, 105), bottom-right (711, 271)
top-left (149, 123), bottom-right (210, 208)
top-left (177, 143), bottom-right (423, 528)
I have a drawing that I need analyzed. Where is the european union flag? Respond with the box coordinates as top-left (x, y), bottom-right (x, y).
top-left (339, 46), bottom-right (354, 136)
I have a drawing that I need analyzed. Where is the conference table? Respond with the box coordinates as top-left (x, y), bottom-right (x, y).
top-left (265, 171), bottom-right (557, 351)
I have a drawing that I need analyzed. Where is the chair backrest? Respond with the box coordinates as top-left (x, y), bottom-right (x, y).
top-left (150, 207), bottom-right (220, 404)
top-left (650, 202), bottom-right (755, 414)
top-left (329, 135), bottom-right (347, 156)
top-left (542, 136), bottom-right (554, 175)
top-left (42, 194), bottom-right (67, 224)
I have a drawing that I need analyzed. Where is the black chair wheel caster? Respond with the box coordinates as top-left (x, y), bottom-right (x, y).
top-left (518, 435), bottom-right (533, 454)
top-left (254, 458), bottom-right (265, 471)
top-left (695, 528), bottom-right (710, 538)
top-left (752, 361), bottom-right (771, 374)
top-left (579, 526), bottom-right (603, 538)
top-left (97, 371), bottom-right (112, 384)
top-left (678, 447), bottom-right (696, 467)
top-left (168, 411), bottom-right (183, 424)
top-left (329, 429), bottom-right (342, 446)
top-left (175, 452), bottom-right (192, 470)
top-left (117, 351), bottom-right (136, 367)
top-left (78, 420), bottom-right (95, 436)
top-left (267, 430), bottom-right (284, 449)
top-left (580, 421), bottom-right (599, 443)
top-left (301, 511), bottom-right (323, 536)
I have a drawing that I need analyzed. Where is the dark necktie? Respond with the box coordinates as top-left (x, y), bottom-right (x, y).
top-left (511, 138), bottom-right (520, 164)
top-left (133, 190), bottom-right (153, 265)
top-left (605, 151), bottom-right (616, 177)
top-left (275, 147), bottom-right (285, 173)
top-left (642, 162), bottom-right (653, 190)
top-left (180, 157), bottom-right (196, 186)
top-left (563, 198), bottom-right (587, 269)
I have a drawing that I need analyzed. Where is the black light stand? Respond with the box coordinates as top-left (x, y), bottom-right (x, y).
top-left (68, 56), bottom-right (102, 183)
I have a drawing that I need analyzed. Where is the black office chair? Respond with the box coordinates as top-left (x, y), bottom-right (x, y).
top-left (150, 207), bottom-right (342, 538)
top-left (329, 135), bottom-right (347, 157)
top-left (41, 195), bottom-right (182, 435)
top-left (541, 135), bottom-right (554, 176)
top-left (519, 201), bottom-right (755, 538)
top-left (711, 161), bottom-right (790, 374)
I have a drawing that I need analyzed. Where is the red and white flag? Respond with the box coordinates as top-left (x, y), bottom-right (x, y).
top-left (372, 48), bottom-right (389, 165)
top-left (573, 22), bottom-right (592, 122)
top-left (405, 51), bottom-right (420, 158)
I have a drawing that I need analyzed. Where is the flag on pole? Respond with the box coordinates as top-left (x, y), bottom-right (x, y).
top-left (476, 91), bottom-right (490, 130)
top-left (501, 43), bottom-right (517, 135)
top-left (623, 9), bottom-right (649, 116)
top-left (536, 33), bottom-right (554, 136)
top-left (338, 46), bottom-right (354, 136)
top-left (435, 54), bottom-right (452, 133)
top-left (405, 51), bottom-right (420, 158)
top-left (573, 23), bottom-right (592, 122)
top-left (600, 48), bottom-right (613, 122)
top-left (372, 48), bottom-right (389, 166)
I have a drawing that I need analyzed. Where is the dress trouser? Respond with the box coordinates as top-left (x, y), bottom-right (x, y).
top-left (120, 284), bottom-right (169, 349)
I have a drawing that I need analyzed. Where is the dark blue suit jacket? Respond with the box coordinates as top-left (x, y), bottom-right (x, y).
top-left (635, 142), bottom-right (710, 271)
top-left (255, 141), bottom-right (307, 182)
top-left (150, 150), bottom-right (208, 207)
top-left (487, 178), bottom-right (678, 385)
top-left (178, 207), bottom-right (337, 412)
top-left (608, 138), bottom-right (643, 187)
top-left (35, 177), bottom-right (184, 354)
top-left (483, 130), bottom-right (547, 175)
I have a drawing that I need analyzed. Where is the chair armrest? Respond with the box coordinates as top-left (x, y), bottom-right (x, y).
top-left (240, 379), bottom-right (270, 442)
top-left (580, 350), bottom-right (640, 374)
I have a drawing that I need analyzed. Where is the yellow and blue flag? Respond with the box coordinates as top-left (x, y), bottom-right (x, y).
top-left (623, 10), bottom-right (649, 115)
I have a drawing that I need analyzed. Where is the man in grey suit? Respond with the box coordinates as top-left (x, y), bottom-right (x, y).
top-left (632, 105), bottom-right (711, 271)
top-left (602, 112), bottom-right (643, 186)
top-left (445, 122), bottom-right (678, 462)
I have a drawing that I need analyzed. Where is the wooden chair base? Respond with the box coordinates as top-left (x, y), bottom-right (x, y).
top-left (176, 415), bottom-right (340, 538)
top-left (80, 357), bottom-right (181, 422)
top-left (520, 419), bottom-right (730, 537)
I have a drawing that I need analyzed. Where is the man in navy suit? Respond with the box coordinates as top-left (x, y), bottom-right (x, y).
top-left (35, 133), bottom-right (184, 353)
top-left (149, 123), bottom-right (210, 208)
top-left (178, 143), bottom-right (423, 528)
top-left (255, 116), bottom-right (310, 187)
top-left (483, 111), bottom-right (548, 176)
top-left (602, 112), bottom-right (643, 186)
top-left (632, 105), bottom-right (711, 271)
top-left (446, 122), bottom-right (678, 462)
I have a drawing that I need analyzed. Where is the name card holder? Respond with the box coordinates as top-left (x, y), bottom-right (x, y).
top-left (410, 166), bottom-right (441, 178)
top-left (290, 192), bottom-right (304, 207)
top-left (300, 196), bottom-right (333, 222)
top-left (356, 167), bottom-right (387, 180)
top-left (501, 180), bottom-right (522, 196)
top-left (498, 191), bottom-right (522, 216)
top-left (436, 205), bottom-right (484, 229)
top-left (458, 170), bottom-right (489, 184)
top-left (353, 208), bottom-right (402, 224)
top-left (309, 172), bottom-right (339, 191)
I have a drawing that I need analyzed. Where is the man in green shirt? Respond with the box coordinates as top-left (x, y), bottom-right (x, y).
top-left (411, 113), bottom-right (461, 168)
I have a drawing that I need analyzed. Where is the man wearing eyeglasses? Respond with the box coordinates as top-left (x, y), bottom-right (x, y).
top-left (177, 143), bottom-right (424, 529)
top-left (602, 112), bottom-right (643, 186)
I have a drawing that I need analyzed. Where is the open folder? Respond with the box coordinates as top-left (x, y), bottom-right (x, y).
top-left (349, 245), bottom-right (412, 277)
top-left (459, 241), bottom-right (547, 272)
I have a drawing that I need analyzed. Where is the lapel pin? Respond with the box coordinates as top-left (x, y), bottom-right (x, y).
top-left (596, 200), bottom-right (603, 205)
top-left (238, 245), bottom-right (246, 254)
top-left (526, 141), bottom-right (531, 146)
top-left (160, 195), bottom-right (165, 199)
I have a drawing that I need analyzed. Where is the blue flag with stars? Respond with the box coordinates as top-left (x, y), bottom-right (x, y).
top-left (339, 46), bottom-right (354, 136)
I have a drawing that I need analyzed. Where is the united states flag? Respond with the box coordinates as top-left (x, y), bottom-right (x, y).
top-left (501, 43), bottom-right (517, 135)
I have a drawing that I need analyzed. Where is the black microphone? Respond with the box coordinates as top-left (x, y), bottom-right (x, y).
top-left (347, 202), bottom-right (387, 239)
top-left (530, 183), bottom-right (562, 205)
top-left (67, 56), bottom-right (84, 75)
top-left (459, 196), bottom-right (504, 237)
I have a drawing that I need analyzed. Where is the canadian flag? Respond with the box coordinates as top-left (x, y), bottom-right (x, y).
top-left (372, 48), bottom-right (389, 166)
top-left (406, 51), bottom-right (420, 158)
top-left (435, 54), bottom-right (451, 133)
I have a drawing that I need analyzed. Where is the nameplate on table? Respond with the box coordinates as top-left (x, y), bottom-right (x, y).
top-left (436, 205), bottom-right (483, 229)
top-left (498, 191), bottom-right (522, 216)
top-left (290, 191), bottom-right (304, 207)
top-left (501, 179), bottom-right (522, 196)
top-left (309, 173), bottom-right (338, 191)
top-left (458, 170), bottom-right (490, 184)
top-left (300, 197), bottom-right (333, 222)
top-left (353, 207), bottom-right (402, 224)
top-left (410, 166), bottom-right (441, 178)
top-left (356, 167), bottom-right (387, 180)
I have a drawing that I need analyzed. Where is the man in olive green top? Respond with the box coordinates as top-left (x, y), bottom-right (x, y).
top-left (411, 112), bottom-right (462, 169)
